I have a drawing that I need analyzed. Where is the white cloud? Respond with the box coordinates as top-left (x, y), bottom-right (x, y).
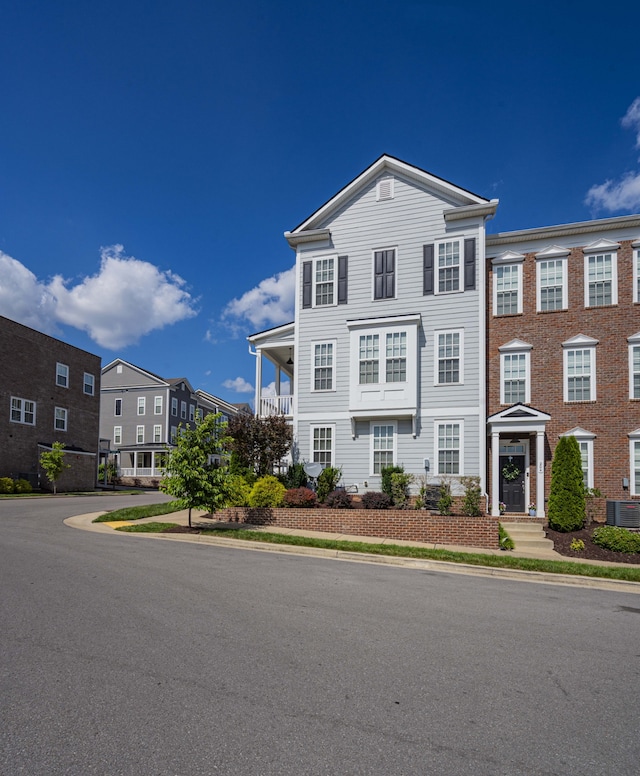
top-left (222, 376), bottom-right (254, 393)
top-left (0, 245), bottom-right (197, 349)
top-left (0, 252), bottom-right (58, 333)
top-left (222, 266), bottom-right (295, 330)
top-left (621, 96), bottom-right (640, 148)
top-left (585, 97), bottom-right (640, 213)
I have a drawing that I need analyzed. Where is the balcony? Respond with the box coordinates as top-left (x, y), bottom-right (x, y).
top-left (257, 394), bottom-right (294, 418)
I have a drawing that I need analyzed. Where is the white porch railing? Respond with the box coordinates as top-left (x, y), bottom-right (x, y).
top-left (120, 468), bottom-right (165, 477)
top-left (258, 394), bottom-right (294, 417)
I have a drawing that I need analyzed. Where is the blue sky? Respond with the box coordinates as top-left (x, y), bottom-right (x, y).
top-left (2, 0), bottom-right (640, 405)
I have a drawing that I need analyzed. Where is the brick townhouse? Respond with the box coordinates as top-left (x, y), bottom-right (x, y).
top-left (486, 216), bottom-right (640, 518)
top-left (0, 315), bottom-right (101, 490)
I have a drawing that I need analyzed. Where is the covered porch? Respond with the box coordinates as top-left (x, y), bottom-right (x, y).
top-left (117, 444), bottom-right (169, 478)
top-left (487, 404), bottom-right (550, 519)
top-left (248, 322), bottom-right (295, 419)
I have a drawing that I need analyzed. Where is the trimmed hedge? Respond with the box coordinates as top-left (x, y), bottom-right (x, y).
top-left (592, 526), bottom-right (640, 553)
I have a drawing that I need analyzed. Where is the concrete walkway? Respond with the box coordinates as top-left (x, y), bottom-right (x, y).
top-left (64, 508), bottom-right (640, 594)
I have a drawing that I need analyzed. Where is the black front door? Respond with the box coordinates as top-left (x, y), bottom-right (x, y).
top-left (500, 455), bottom-right (525, 513)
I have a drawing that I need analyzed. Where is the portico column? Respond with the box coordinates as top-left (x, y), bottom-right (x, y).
top-left (491, 430), bottom-right (500, 516)
top-left (255, 348), bottom-right (263, 417)
top-left (536, 430), bottom-right (545, 518)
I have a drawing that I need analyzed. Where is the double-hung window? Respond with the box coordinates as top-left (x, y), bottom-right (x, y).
top-left (437, 240), bottom-right (460, 293)
top-left (137, 425), bottom-right (144, 444)
top-left (436, 422), bottom-right (462, 475)
top-left (563, 335), bottom-right (598, 402)
top-left (359, 335), bottom-right (379, 384)
top-left (154, 396), bottom-right (163, 415)
top-left (436, 330), bottom-right (462, 385)
top-left (371, 424), bottom-right (395, 474)
top-left (631, 432), bottom-right (640, 496)
top-left (137, 397), bottom-right (146, 415)
top-left (11, 397), bottom-right (36, 425)
top-left (113, 426), bottom-right (122, 445)
top-left (584, 241), bottom-right (618, 307)
top-left (83, 373), bottom-right (95, 395)
top-left (499, 340), bottom-right (531, 405)
top-left (491, 252), bottom-right (524, 315)
top-left (311, 426), bottom-right (333, 467)
top-left (536, 252), bottom-right (568, 311)
top-left (189, 405), bottom-right (195, 422)
top-left (153, 425), bottom-right (162, 443)
top-left (54, 407), bottom-right (68, 431)
top-left (385, 332), bottom-right (406, 382)
top-left (56, 363), bottom-right (69, 388)
top-left (313, 342), bottom-right (335, 391)
top-left (171, 397), bottom-right (178, 416)
top-left (180, 401), bottom-right (187, 419)
top-left (634, 243), bottom-right (640, 304)
top-left (315, 258), bottom-right (335, 306)
top-left (629, 333), bottom-right (640, 399)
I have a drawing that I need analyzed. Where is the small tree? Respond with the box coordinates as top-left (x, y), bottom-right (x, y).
top-left (548, 436), bottom-right (585, 532)
top-left (461, 476), bottom-right (482, 517)
top-left (381, 466), bottom-right (404, 500)
top-left (437, 478), bottom-right (453, 516)
top-left (228, 414), bottom-right (292, 476)
top-left (40, 442), bottom-right (70, 494)
top-left (160, 413), bottom-right (232, 527)
top-left (316, 466), bottom-right (341, 503)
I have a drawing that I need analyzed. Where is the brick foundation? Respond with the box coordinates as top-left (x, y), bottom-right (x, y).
top-left (216, 506), bottom-right (500, 549)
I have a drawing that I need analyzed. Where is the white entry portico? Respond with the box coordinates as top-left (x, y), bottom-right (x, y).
top-left (487, 404), bottom-right (551, 518)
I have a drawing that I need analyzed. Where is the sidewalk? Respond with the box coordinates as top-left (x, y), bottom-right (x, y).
top-left (65, 509), bottom-right (640, 594)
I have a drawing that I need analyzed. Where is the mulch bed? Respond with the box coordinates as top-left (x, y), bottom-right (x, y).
top-left (546, 525), bottom-right (640, 565)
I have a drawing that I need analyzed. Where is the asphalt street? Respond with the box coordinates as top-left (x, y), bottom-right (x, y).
top-left (1, 494), bottom-right (639, 775)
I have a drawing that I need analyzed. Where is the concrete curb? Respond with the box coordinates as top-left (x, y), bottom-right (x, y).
top-left (64, 511), bottom-right (640, 594)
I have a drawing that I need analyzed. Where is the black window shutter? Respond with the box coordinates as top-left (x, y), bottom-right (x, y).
top-left (385, 250), bottom-right (395, 298)
top-left (464, 238), bottom-right (476, 290)
top-left (302, 261), bottom-right (312, 308)
top-left (337, 255), bottom-right (348, 304)
top-left (423, 244), bottom-right (434, 295)
top-left (374, 251), bottom-right (384, 299)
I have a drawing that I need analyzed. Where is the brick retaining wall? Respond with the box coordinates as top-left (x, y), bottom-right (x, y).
top-left (217, 506), bottom-right (501, 549)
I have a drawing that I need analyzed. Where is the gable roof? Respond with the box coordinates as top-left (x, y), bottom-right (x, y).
top-left (285, 154), bottom-right (494, 241)
top-left (101, 358), bottom-right (170, 386)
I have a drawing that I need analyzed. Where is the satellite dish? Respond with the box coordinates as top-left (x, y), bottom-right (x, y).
top-left (303, 462), bottom-right (323, 478)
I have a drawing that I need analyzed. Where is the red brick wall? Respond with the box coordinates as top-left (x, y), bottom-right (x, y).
top-left (217, 506), bottom-right (500, 549)
top-left (487, 239), bottom-right (640, 504)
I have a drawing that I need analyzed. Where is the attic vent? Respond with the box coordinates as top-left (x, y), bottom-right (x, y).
top-left (377, 177), bottom-right (394, 201)
top-left (116, 365), bottom-right (123, 373)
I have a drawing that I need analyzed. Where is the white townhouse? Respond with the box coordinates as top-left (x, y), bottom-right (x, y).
top-left (249, 155), bottom-right (498, 494)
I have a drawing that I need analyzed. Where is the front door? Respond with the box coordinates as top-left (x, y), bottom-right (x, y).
top-left (500, 454), bottom-right (525, 513)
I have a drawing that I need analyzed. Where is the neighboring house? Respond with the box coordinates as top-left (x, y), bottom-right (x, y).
top-left (249, 155), bottom-right (498, 496)
top-left (100, 359), bottom-right (240, 485)
top-left (486, 215), bottom-right (640, 517)
top-left (0, 315), bottom-right (101, 490)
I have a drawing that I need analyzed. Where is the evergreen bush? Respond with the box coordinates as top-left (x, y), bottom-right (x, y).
top-left (437, 479), bottom-right (453, 515)
top-left (381, 466), bottom-right (404, 500)
top-left (316, 466), bottom-right (341, 503)
top-left (13, 478), bottom-right (33, 493)
top-left (247, 475), bottom-right (286, 508)
top-left (592, 526), bottom-right (640, 553)
top-left (390, 471), bottom-right (414, 508)
top-left (282, 463), bottom-right (308, 489)
top-left (0, 477), bottom-right (15, 493)
top-left (547, 436), bottom-right (585, 532)
top-left (461, 476), bottom-right (482, 516)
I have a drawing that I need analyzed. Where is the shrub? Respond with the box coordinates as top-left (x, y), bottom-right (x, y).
top-left (247, 475), bottom-right (286, 508)
top-left (282, 487), bottom-right (317, 508)
top-left (317, 466), bottom-right (342, 503)
top-left (548, 436), bottom-right (585, 532)
top-left (282, 463), bottom-right (308, 490)
top-left (592, 526), bottom-right (640, 554)
top-left (0, 477), bottom-right (15, 494)
top-left (224, 474), bottom-right (252, 507)
top-left (437, 479), bottom-right (453, 516)
top-left (13, 478), bottom-right (33, 493)
top-left (570, 538), bottom-right (585, 552)
top-left (325, 489), bottom-right (353, 509)
top-left (361, 491), bottom-right (392, 509)
top-left (461, 476), bottom-right (482, 517)
top-left (499, 523), bottom-right (515, 550)
top-left (390, 471), bottom-right (414, 508)
top-left (381, 466), bottom-right (404, 500)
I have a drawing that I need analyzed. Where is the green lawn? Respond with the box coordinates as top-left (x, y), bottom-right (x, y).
top-left (93, 501), bottom-right (183, 522)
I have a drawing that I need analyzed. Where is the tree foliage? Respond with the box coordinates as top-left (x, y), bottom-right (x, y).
top-left (39, 442), bottom-right (70, 494)
top-left (227, 414), bottom-right (292, 477)
top-left (160, 413), bottom-right (232, 526)
top-left (547, 436), bottom-right (585, 532)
